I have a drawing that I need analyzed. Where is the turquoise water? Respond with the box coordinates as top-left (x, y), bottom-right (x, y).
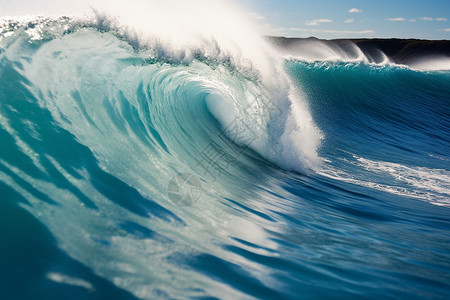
top-left (1, 18), bottom-right (449, 299)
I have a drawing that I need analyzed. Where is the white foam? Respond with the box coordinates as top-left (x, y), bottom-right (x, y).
top-left (47, 272), bottom-right (94, 291)
top-left (273, 38), bottom-right (388, 65)
top-left (205, 93), bottom-right (236, 129)
top-left (319, 155), bottom-right (450, 207)
top-left (408, 55), bottom-right (450, 71)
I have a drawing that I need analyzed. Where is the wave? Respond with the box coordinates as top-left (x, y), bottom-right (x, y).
top-left (2, 2), bottom-right (450, 299)
top-left (1, 11), bottom-right (448, 207)
top-left (1, 12), bottom-right (323, 177)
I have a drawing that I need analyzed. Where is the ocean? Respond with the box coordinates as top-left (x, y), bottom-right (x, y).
top-left (1, 11), bottom-right (449, 300)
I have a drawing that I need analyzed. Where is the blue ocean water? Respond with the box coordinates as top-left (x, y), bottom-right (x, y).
top-left (0, 16), bottom-right (449, 299)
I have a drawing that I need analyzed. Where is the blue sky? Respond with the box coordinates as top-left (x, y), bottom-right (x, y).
top-left (241, 0), bottom-right (450, 39)
top-left (1, 0), bottom-right (449, 39)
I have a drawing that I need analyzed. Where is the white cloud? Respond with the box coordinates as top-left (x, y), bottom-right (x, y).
top-left (264, 26), bottom-right (307, 36)
top-left (344, 18), bottom-right (354, 23)
top-left (312, 28), bottom-right (374, 35)
top-left (436, 17), bottom-right (448, 22)
top-left (248, 12), bottom-right (265, 20)
top-left (409, 19), bottom-right (417, 22)
top-left (265, 25), bottom-right (287, 35)
top-left (387, 17), bottom-right (405, 21)
top-left (316, 19), bottom-right (333, 23)
top-left (438, 28), bottom-right (450, 32)
top-left (287, 27), bottom-right (307, 32)
top-left (419, 17), bottom-right (433, 21)
top-left (348, 8), bottom-right (362, 13)
top-left (305, 19), bottom-right (333, 26)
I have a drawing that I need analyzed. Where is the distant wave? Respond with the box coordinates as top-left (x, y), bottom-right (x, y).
top-left (268, 37), bottom-right (450, 71)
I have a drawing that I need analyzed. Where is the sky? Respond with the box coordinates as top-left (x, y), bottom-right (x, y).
top-left (1, 0), bottom-right (449, 39)
top-left (240, 0), bottom-right (450, 39)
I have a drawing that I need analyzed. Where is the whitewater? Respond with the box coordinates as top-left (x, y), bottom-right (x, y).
top-left (1, 1), bottom-right (449, 299)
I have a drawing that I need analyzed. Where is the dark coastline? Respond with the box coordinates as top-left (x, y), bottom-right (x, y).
top-left (267, 36), bottom-right (450, 64)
